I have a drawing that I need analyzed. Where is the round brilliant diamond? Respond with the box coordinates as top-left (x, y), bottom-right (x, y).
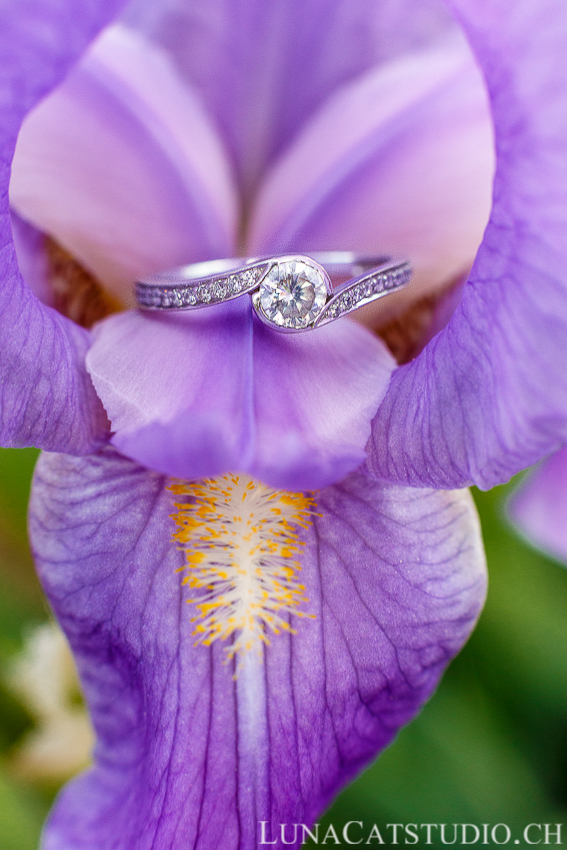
top-left (259, 260), bottom-right (328, 329)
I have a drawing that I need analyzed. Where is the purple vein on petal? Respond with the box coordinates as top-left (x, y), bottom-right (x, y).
top-left (368, 0), bottom-right (567, 490)
top-left (0, 0), bottom-right (128, 452)
top-left (30, 447), bottom-right (486, 850)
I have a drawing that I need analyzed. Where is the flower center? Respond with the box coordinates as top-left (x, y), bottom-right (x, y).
top-left (169, 474), bottom-right (316, 664)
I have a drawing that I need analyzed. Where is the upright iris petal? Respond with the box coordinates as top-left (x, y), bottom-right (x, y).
top-left (250, 31), bottom-right (494, 305)
top-left (10, 24), bottom-right (238, 304)
top-left (124, 0), bottom-right (457, 192)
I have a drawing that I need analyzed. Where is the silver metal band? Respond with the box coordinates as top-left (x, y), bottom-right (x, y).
top-left (135, 252), bottom-right (411, 333)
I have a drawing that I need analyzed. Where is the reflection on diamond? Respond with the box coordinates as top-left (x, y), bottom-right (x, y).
top-left (259, 260), bottom-right (328, 329)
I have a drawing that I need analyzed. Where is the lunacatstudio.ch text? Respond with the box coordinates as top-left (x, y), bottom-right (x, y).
top-left (259, 821), bottom-right (563, 846)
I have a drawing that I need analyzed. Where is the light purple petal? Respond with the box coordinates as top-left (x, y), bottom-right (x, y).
top-left (0, 0), bottom-right (122, 452)
top-left (86, 303), bottom-right (396, 490)
top-left (10, 23), bottom-right (237, 306)
top-left (508, 448), bottom-right (567, 564)
top-left (248, 319), bottom-right (395, 490)
top-left (368, 0), bottom-right (567, 489)
top-left (124, 0), bottom-right (455, 193)
top-left (29, 448), bottom-right (486, 850)
top-left (249, 33), bottom-right (494, 323)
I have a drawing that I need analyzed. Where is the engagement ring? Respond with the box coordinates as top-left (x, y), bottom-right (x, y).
top-left (135, 253), bottom-right (411, 332)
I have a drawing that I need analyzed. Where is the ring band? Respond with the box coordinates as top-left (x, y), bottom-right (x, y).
top-left (135, 252), bottom-right (411, 333)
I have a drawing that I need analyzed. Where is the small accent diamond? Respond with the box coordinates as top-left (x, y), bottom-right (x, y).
top-left (242, 270), bottom-right (256, 288)
top-left (211, 280), bottom-right (225, 299)
top-left (341, 291), bottom-right (354, 310)
top-left (197, 284), bottom-right (211, 303)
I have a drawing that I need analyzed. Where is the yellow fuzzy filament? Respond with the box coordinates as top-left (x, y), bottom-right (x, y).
top-left (169, 474), bottom-right (317, 664)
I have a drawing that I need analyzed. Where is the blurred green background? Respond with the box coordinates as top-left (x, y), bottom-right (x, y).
top-left (0, 447), bottom-right (566, 848)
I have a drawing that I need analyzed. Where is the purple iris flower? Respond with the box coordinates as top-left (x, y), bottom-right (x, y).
top-left (1, 0), bottom-right (564, 847)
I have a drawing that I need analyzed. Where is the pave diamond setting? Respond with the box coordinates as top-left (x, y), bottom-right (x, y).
top-left (258, 260), bottom-right (329, 329)
top-left (315, 263), bottom-right (412, 327)
top-left (135, 262), bottom-right (269, 310)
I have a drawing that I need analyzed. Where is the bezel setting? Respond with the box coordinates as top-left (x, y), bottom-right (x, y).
top-left (256, 258), bottom-right (331, 330)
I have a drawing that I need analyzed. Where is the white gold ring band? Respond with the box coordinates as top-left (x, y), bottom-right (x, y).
top-left (135, 252), bottom-right (411, 333)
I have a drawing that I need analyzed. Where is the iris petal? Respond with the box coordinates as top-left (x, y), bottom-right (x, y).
top-left (10, 24), bottom-right (237, 304)
top-left (509, 448), bottom-right (567, 565)
top-left (368, 0), bottom-right (567, 489)
top-left (124, 0), bottom-right (455, 192)
top-left (10, 212), bottom-right (53, 304)
top-left (0, 0), bottom-right (123, 452)
top-left (30, 447), bottom-right (486, 850)
top-left (86, 302), bottom-right (396, 490)
top-left (249, 33), bottom-right (494, 321)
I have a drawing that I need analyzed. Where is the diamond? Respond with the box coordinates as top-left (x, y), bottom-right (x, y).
top-left (259, 260), bottom-right (328, 329)
top-left (197, 284), bottom-right (211, 303)
top-left (211, 280), bottom-right (227, 300)
top-left (373, 275), bottom-right (388, 294)
top-left (242, 269), bottom-right (256, 289)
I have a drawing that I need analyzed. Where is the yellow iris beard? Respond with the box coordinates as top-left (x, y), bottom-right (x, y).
top-left (169, 474), bottom-right (317, 662)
